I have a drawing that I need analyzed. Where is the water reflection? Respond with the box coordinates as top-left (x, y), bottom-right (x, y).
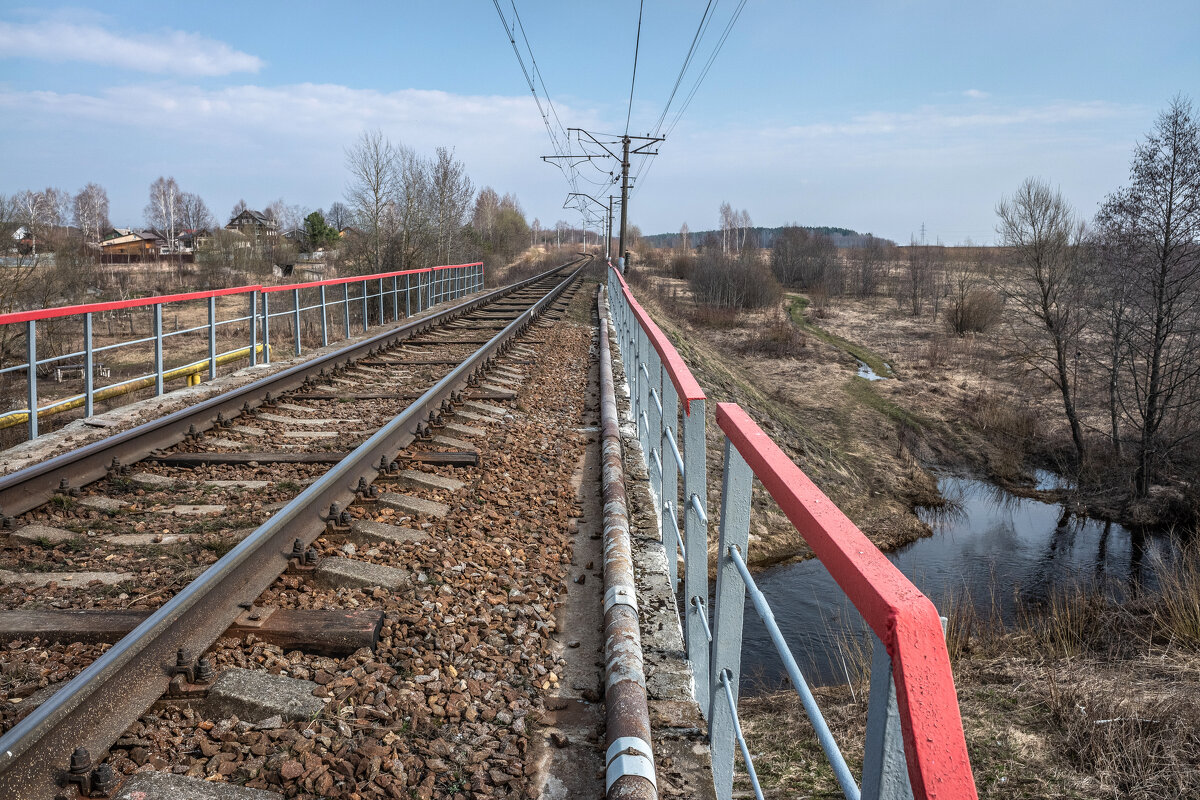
top-left (738, 474), bottom-right (1182, 691)
top-left (855, 360), bottom-right (889, 380)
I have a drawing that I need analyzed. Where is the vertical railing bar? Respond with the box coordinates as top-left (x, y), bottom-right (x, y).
top-left (392, 276), bottom-right (399, 321)
top-left (84, 312), bottom-right (95, 417)
top-left (378, 277), bottom-right (385, 325)
top-left (405, 274), bottom-right (411, 317)
top-left (292, 288), bottom-right (302, 357)
top-left (343, 282), bottom-right (351, 340)
top-left (661, 377), bottom-right (680, 594)
top-left (249, 290), bottom-right (258, 367)
top-left (709, 437), bottom-right (752, 800)
top-left (26, 320), bottom-right (38, 440)
top-left (153, 303), bottom-right (164, 395)
top-left (261, 293), bottom-right (271, 365)
top-left (319, 285), bottom-right (329, 348)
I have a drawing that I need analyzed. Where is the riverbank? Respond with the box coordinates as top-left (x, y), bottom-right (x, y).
top-left (736, 563), bottom-right (1200, 798)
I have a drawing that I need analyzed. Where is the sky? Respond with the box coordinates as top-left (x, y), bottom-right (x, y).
top-left (0, 1), bottom-right (1196, 244)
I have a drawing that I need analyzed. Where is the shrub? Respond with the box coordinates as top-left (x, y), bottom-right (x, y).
top-left (688, 252), bottom-right (781, 310)
top-left (669, 252), bottom-right (696, 279)
top-left (946, 289), bottom-right (1003, 335)
top-left (739, 313), bottom-right (807, 358)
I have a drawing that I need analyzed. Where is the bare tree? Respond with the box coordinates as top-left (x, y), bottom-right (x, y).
top-left (145, 176), bottom-right (182, 253)
top-left (72, 183), bottom-right (110, 245)
top-left (1095, 96), bottom-right (1200, 495)
top-left (344, 129), bottom-right (401, 273)
top-left (996, 177), bottom-right (1091, 464)
top-left (719, 202), bottom-right (734, 254)
top-left (179, 192), bottom-right (214, 232)
top-left (848, 233), bottom-right (885, 298)
top-left (15, 188), bottom-right (66, 256)
top-left (229, 198), bottom-right (248, 222)
top-left (679, 221), bottom-right (690, 252)
top-left (428, 146), bottom-right (474, 265)
top-left (326, 201), bottom-right (351, 230)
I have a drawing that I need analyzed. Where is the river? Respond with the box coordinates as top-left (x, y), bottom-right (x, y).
top-left (738, 473), bottom-right (1185, 692)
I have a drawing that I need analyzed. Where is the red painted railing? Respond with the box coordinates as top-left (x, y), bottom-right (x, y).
top-left (610, 265), bottom-right (705, 415)
top-left (716, 403), bottom-right (977, 799)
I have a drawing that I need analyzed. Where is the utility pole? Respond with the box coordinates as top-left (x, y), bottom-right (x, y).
top-left (618, 136), bottom-right (631, 266)
top-left (607, 195), bottom-right (616, 261)
top-left (548, 129), bottom-right (661, 271)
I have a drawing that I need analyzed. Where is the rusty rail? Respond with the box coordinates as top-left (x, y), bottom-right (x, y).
top-left (0, 261), bottom-right (585, 798)
top-left (598, 287), bottom-right (657, 800)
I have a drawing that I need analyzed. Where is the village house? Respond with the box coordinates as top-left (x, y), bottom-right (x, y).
top-left (225, 209), bottom-right (279, 247)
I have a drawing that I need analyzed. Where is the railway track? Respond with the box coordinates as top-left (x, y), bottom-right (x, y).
top-left (0, 259), bottom-right (591, 798)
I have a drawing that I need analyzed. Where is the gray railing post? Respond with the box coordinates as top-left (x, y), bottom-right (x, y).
top-left (319, 285), bottom-right (329, 347)
top-left (646, 345), bottom-right (664, 538)
top-left (206, 297), bottom-right (217, 381)
top-left (292, 288), bottom-right (302, 356)
top-left (661, 380), bottom-right (680, 592)
top-left (378, 278), bottom-right (385, 324)
top-left (636, 326), bottom-right (651, 463)
top-left (153, 303), bottom-right (164, 395)
top-left (343, 283), bottom-right (351, 339)
top-left (261, 293), bottom-right (271, 365)
top-left (683, 397), bottom-right (710, 716)
top-left (249, 290), bottom-right (258, 366)
top-left (26, 320), bottom-right (37, 439)
top-left (709, 438), bottom-right (753, 800)
top-left (360, 280), bottom-right (368, 332)
top-left (392, 276), bottom-right (399, 321)
top-left (84, 312), bottom-right (95, 416)
top-left (862, 638), bottom-right (918, 800)
top-left (405, 275), bottom-right (411, 317)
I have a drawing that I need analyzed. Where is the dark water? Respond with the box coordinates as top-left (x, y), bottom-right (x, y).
top-left (738, 474), bottom-right (1184, 691)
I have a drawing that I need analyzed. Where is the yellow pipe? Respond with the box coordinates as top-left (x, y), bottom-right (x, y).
top-left (0, 344), bottom-right (268, 430)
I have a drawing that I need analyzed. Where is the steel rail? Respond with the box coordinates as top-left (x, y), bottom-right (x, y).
top-left (0, 259), bottom-right (586, 798)
top-left (598, 288), bottom-right (657, 800)
top-left (0, 261), bottom-right (578, 520)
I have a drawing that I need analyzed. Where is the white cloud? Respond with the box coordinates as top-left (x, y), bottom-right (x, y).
top-left (0, 20), bottom-right (263, 76)
top-left (963, 89), bottom-right (989, 99)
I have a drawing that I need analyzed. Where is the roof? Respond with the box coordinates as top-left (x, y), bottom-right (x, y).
top-left (229, 209), bottom-right (272, 225)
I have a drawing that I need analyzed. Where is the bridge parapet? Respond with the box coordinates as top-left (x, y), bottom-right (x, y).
top-left (607, 264), bottom-right (978, 800)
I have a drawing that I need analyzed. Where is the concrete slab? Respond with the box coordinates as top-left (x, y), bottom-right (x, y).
top-left (78, 495), bottom-right (124, 512)
top-left (9, 525), bottom-right (79, 545)
top-left (452, 409), bottom-right (497, 424)
top-left (280, 430), bottom-right (340, 439)
top-left (485, 375), bottom-right (519, 387)
top-left (230, 425), bottom-right (267, 437)
top-left (205, 667), bottom-right (324, 723)
top-left (442, 421), bottom-right (485, 438)
top-left (432, 434), bottom-right (474, 449)
top-left (313, 557), bottom-right (412, 590)
top-left (275, 402), bottom-right (319, 413)
top-left (130, 473), bottom-right (178, 490)
top-left (378, 492), bottom-right (449, 518)
top-left (480, 382), bottom-right (516, 394)
top-left (204, 479), bottom-right (271, 489)
top-left (464, 401), bottom-right (510, 417)
top-left (206, 438), bottom-right (248, 450)
top-left (161, 504), bottom-right (226, 516)
top-left (493, 369), bottom-right (524, 380)
top-left (397, 469), bottom-right (464, 493)
top-left (0, 569), bottom-right (131, 587)
top-left (103, 533), bottom-right (195, 546)
top-left (347, 519), bottom-right (430, 547)
top-left (117, 771), bottom-right (282, 800)
top-left (257, 413), bottom-right (359, 426)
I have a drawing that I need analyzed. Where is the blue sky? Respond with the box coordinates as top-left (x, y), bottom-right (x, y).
top-left (1, 1), bottom-right (1195, 243)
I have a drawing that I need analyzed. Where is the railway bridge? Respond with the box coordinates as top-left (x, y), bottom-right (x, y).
top-left (0, 260), bottom-right (975, 799)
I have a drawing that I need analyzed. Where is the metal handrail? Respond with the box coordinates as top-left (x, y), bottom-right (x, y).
top-left (0, 263), bottom-right (484, 439)
top-left (607, 266), bottom-right (977, 800)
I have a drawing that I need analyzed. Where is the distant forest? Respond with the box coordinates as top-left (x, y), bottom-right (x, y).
top-left (643, 226), bottom-right (894, 250)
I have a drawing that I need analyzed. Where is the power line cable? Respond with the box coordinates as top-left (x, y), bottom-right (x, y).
top-left (624, 0), bottom-right (645, 136)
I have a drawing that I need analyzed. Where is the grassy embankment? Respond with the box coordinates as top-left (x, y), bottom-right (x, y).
top-left (736, 550), bottom-right (1200, 798)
